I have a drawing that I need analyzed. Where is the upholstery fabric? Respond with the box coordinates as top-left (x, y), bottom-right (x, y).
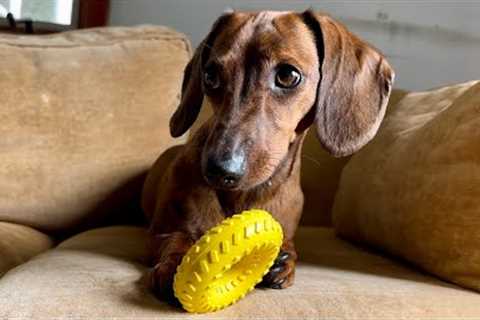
top-left (0, 26), bottom-right (190, 232)
top-left (333, 80), bottom-right (480, 291)
top-left (0, 222), bottom-right (53, 276)
top-left (0, 226), bottom-right (478, 319)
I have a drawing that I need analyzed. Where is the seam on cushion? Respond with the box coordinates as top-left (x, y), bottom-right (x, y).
top-left (0, 31), bottom-right (182, 43)
top-left (0, 35), bottom-right (193, 57)
top-left (0, 25), bottom-right (179, 40)
top-left (0, 36), bottom-right (190, 49)
top-left (0, 26), bottom-right (192, 53)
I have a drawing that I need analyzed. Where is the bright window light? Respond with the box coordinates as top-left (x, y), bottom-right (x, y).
top-left (8, 0), bottom-right (21, 19)
top-left (0, 0), bottom-right (73, 25)
top-left (0, 4), bottom-right (7, 17)
top-left (55, 0), bottom-right (73, 25)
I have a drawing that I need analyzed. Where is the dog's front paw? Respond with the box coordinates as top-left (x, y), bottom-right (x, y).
top-left (148, 263), bottom-right (181, 306)
top-left (258, 250), bottom-right (296, 289)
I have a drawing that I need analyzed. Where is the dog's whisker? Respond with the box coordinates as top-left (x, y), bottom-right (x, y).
top-left (301, 154), bottom-right (323, 169)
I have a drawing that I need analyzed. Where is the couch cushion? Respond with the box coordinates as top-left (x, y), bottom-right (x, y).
top-left (0, 26), bottom-right (190, 233)
top-left (333, 80), bottom-right (480, 292)
top-left (0, 222), bottom-right (53, 276)
top-left (1, 225), bottom-right (478, 319)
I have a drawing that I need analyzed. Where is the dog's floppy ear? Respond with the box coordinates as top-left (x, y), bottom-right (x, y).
top-left (169, 14), bottom-right (232, 137)
top-left (301, 10), bottom-right (395, 157)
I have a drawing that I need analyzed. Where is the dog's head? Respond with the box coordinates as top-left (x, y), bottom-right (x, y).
top-left (170, 10), bottom-right (394, 190)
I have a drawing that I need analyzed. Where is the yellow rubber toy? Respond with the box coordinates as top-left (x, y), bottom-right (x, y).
top-left (173, 209), bottom-right (283, 313)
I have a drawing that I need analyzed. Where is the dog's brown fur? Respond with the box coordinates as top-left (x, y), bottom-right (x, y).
top-left (142, 10), bottom-right (394, 301)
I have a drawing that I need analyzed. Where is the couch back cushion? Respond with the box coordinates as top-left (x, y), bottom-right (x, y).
top-left (0, 26), bottom-right (190, 233)
top-left (333, 80), bottom-right (480, 291)
top-left (300, 89), bottom-right (408, 226)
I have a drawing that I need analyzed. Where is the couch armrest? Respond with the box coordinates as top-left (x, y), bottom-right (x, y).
top-left (0, 222), bottom-right (54, 276)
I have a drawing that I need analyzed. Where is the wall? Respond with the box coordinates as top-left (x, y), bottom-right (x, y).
top-left (109, 1), bottom-right (480, 90)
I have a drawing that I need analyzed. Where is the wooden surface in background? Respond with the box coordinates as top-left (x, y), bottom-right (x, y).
top-left (79, 0), bottom-right (110, 28)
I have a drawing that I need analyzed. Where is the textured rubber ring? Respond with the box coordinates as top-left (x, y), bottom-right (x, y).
top-left (173, 209), bottom-right (283, 313)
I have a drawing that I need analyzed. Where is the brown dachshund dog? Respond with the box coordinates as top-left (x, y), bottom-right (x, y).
top-left (142, 10), bottom-right (394, 301)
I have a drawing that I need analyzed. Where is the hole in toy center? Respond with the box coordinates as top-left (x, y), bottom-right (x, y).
top-left (207, 244), bottom-right (278, 303)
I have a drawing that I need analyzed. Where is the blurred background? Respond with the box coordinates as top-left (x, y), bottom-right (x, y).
top-left (1, 0), bottom-right (479, 90)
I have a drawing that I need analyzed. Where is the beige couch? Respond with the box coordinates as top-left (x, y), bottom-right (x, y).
top-left (0, 26), bottom-right (479, 319)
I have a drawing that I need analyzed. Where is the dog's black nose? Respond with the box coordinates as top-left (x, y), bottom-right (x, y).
top-left (206, 152), bottom-right (246, 189)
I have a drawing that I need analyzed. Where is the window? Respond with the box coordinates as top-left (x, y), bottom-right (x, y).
top-left (0, 0), bottom-right (76, 29)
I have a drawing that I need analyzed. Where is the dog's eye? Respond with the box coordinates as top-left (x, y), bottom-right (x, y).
top-left (203, 64), bottom-right (220, 90)
top-left (275, 64), bottom-right (302, 89)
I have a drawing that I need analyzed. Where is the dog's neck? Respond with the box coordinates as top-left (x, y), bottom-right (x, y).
top-left (215, 132), bottom-right (306, 216)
